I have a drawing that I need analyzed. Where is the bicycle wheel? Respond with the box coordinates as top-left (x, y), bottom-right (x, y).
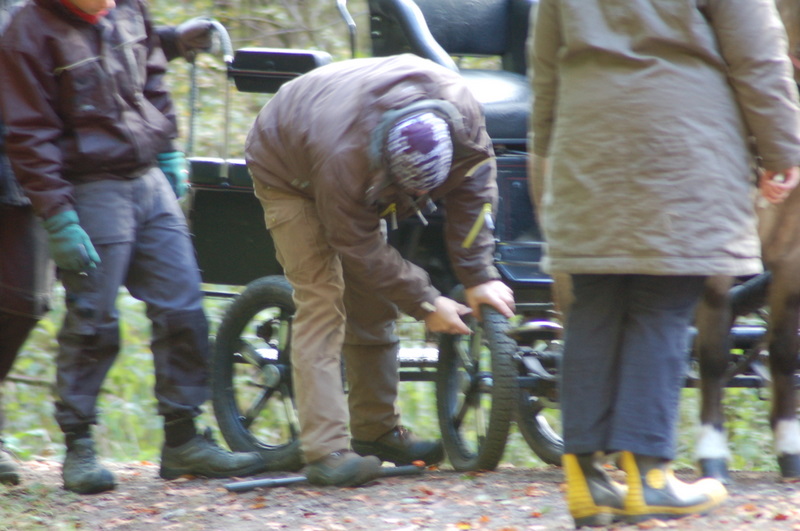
top-left (211, 275), bottom-right (303, 471)
top-left (436, 303), bottom-right (518, 471)
top-left (514, 334), bottom-right (563, 466)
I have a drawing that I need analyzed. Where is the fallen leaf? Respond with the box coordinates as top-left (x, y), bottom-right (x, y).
top-left (525, 485), bottom-right (545, 497)
top-left (415, 485), bottom-right (435, 496)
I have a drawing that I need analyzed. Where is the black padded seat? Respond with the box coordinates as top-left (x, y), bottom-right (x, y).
top-left (461, 69), bottom-right (530, 146)
top-left (368, 0), bottom-right (536, 148)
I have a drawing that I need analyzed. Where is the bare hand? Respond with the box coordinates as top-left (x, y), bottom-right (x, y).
top-left (465, 280), bottom-right (515, 320)
top-left (423, 296), bottom-right (472, 335)
top-left (760, 167), bottom-right (800, 204)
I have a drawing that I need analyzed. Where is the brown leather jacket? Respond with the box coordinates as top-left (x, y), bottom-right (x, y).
top-left (0, 0), bottom-right (176, 219)
top-left (246, 55), bottom-right (501, 319)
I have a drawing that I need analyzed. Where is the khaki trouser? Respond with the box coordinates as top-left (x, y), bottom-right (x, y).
top-left (257, 186), bottom-right (400, 462)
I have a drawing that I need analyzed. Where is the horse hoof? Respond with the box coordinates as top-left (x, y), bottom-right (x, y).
top-left (778, 454), bottom-right (800, 478)
top-left (698, 458), bottom-right (731, 484)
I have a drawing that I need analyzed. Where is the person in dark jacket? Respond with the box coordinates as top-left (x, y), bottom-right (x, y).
top-left (245, 54), bottom-right (516, 487)
top-left (0, 0), bottom-right (266, 494)
top-left (0, 0), bottom-right (215, 485)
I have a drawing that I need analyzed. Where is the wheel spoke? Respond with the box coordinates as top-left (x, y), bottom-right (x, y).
top-left (281, 384), bottom-right (301, 438)
top-left (241, 386), bottom-right (275, 428)
top-left (474, 395), bottom-right (487, 439)
top-left (453, 395), bottom-right (470, 430)
top-left (456, 339), bottom-right (476, 372)
top-left (236, 340), bottom-right (267, 367)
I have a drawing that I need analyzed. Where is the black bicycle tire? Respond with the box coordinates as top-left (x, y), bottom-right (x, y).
top-left (436, 304), bottom-right (517, 471)
top-left (516, 390), bottom-right (563, 466)
top-left (211, 275), bottom-right (303, 471)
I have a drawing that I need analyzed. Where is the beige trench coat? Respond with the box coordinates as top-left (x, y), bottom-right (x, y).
top-left (529, 0), bottom-right (800, 276)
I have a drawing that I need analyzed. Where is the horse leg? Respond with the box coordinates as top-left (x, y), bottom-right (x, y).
top-left (695, 275), bottom-right (735, 482)
top-left (766, 265), bottom-right (800, 478)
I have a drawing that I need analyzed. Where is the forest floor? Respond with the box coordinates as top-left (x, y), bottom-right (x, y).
top-left (3, 459), bottom-right (800, 530)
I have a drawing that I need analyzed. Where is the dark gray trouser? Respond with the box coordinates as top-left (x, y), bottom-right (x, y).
top-left (0, 204), bottom-right (53, 379)
top-left (560, 274), bottom-right (706, 461)
top-left (54, 168), bottom-right (210, 431)
top-left (0, 313), bottom-right (37, 381)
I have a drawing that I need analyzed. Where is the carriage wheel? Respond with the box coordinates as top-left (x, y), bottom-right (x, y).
top-left (515, 337), bottom-right (564, 466)
top-left (436, 302), bottom-right (517, 471)
top-left (211, 275), bottom-right (303, 471)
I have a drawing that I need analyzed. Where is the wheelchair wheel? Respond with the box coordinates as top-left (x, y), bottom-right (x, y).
top-left (211, 275), bottom-right (303, 471)
top-left (436, 303), bottom-right (517, 471)
top-left (515, 339), bottom-right (563, 466)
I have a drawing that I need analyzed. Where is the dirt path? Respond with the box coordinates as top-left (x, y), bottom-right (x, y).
top-left (4, 460), bottom-right (800, 530)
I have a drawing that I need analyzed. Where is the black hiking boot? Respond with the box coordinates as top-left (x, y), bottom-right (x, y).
top-left (62, 439), bottom-right (116, 494)
top-left (159, 428), bottom-right (266, 480)
top-left (304, 450), bottom-right (382, 487)
top-left (352, 426), bottom-right (443, 466)
top-left (0, 442), bottom-right (20, 485)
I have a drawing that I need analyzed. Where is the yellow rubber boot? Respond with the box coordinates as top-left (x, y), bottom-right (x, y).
top-left (620, 450), bottom-right (727, 523)
top-left (563, 453), bottom-right (625, 527)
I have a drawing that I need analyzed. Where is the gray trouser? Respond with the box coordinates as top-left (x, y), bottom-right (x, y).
top-left (54, 168), bottom-right (210, 430)
top-left (560, 274), bottom-right (706, 460)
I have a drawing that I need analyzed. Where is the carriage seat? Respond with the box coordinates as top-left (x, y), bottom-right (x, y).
top-left (368, 0), bottom-right (536, 148)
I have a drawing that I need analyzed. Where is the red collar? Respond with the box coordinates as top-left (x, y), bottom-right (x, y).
top-left (59, 0), bottom-right (108, 24)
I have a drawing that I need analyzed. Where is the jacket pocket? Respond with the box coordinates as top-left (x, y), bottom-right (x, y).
top-left (55, 58), bottom-right (116, 127)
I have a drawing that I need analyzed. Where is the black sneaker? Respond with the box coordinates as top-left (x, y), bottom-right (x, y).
top-left (351, 426), bottom-right (444, 466)
top-left (304, 450), bottom-right (381, 487)
top-left (62, 439), bottom-right (115, 494)
top-left (0, 443), bottom-right (19, 485)
top-left (159, 428), bottom-right (267, 480)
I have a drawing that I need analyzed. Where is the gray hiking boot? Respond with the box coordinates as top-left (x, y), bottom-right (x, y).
top-left (352, 426), bottom-right (444, 466)
top-left (62, 439), bottom-right (115, 494)
top-left (304, 450), bottom-right (382, 487)
top-left (0, 444), bottom-right (20, 485)
top-left (159, 428), bottom-right (266, 480)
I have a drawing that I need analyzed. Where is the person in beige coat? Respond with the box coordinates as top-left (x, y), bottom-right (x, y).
top-left (528, 0), bottom-right (800, 526)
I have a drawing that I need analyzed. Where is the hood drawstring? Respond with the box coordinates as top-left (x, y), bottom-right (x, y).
top-left (380, 193), bottom-right (438, 229)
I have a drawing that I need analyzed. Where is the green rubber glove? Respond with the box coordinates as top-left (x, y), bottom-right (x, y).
top-left (157, 151), bottom-right (189, 198)
top-left (42, 210), bottom-right (101, 272)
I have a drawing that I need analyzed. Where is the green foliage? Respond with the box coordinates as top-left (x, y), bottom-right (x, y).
top-left (149, 0), bottom-right (370, 160)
